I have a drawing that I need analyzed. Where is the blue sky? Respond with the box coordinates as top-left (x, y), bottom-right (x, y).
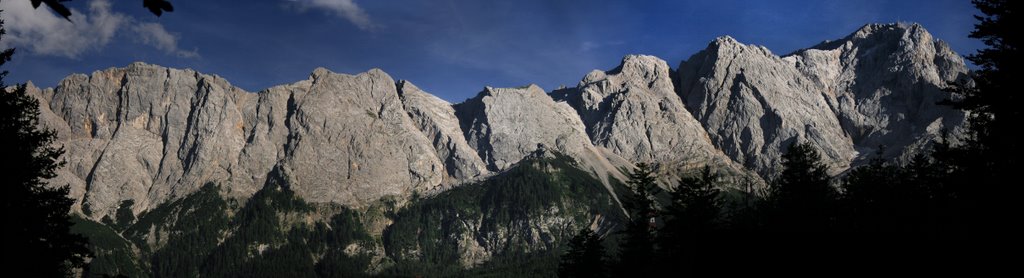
top-left (2, 0), bottom-right (982, 103)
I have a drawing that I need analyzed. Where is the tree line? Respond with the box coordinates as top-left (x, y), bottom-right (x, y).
top-left (559, 0), bottom-right (1019, 274)
top-left (559, 137), bottom-right (992, 276)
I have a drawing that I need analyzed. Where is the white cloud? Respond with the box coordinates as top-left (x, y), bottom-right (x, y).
top-left (294, 0), bottom-right (377, 31)
top-left (0, 0), bottom-right (197, 59)
top-left (132, 23), bottom-right (199, 58)
top-left (1, 0), bottom-right (124, 58)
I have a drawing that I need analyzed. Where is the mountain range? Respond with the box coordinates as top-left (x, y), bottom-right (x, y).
top-left (23, 22), bottom-right (967, 274)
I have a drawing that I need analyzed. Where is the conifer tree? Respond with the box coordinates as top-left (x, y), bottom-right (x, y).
top-left (558, 229), bottom-right (606, 278)
top-left (658, 166), bottom-right (721, 267)
top-left (0, 14), bottom-right (91, 277)
top-left (769, 142), bottom-right (836, 232)
top-left (615, 163), bottom-right (657, 276)
top-left (942, 0), bottom-right (1019, 237)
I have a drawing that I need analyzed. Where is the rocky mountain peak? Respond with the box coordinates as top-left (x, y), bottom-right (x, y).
top-left (478, 84), bottom-right (546, 99)
top-left (711, 35), bottom-right (740, 47)
top-left (310, 67), bottom-right (333, 78)
top-left (851, 22), bottom-right (924, 41)
top-left (25, 22), bottom-right (967, 220)
top-left (562, 53), bottom-right (756, 185)
top-left (680, 22), bottom-right (967, 175)
top-left (703, 35), bottom-right (776, 58)
top-left (397, 80), bottom-right (491, 188)
top-left (455, 84), bottom-right (594, 171)
top-left (614, 55), bottom-right (671, 75)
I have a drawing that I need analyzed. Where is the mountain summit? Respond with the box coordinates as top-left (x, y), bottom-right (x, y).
top-left (24, 23), bottom-right (965, 220)
top-left (678, 22), bottom-right (966, 175)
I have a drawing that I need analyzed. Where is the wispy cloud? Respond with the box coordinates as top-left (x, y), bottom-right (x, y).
top-left (290, 0), bottom-right (377, 31)
top-left (132, 23), bottom-right (199, 58)
top-left (0, 0), bottom-right (197, 59)
top-left (1, 0), bottom-right (123, 58)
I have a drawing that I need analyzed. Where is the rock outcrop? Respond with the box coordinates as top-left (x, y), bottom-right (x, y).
top-left (25, 22), bottom-right (968, 220)
top-left (454, 85), bottom-right (625, 187)
top-left (556, 55), bottom-right (753, 182)
top-left (271, 68), bottom-right (444, 206)
top-left (790, 23), bottom-right (968, 165)
top-left (677, 36), bottom-right (856, 175)
top-left (677, 23), bottom-right (966, 175)
top-left (397, 80), bottom-right (491, 188)
top-left (32, 64), bottom-right (448, 218)
top-left (32, 63), bottom-right (251, 217)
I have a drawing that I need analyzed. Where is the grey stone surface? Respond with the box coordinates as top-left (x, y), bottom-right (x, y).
top-left (31, 64), bottom-right (446, 219)
top-left (677, 23), bottom-right (966, 176)
top-left (397, 81), bottom-right (490, 187)
top-left (273, 68), bottom-right (444, 207)
top-left (790, 23), bottom-right (968, 165)
top-left (555, 55), bottom-right (754, 183)
top-left (36, 63), bottom-right (251, 218)
top-left (454, 85), bottom-right (625, 188)
top-left (26, 22), bottom-right (967, 220)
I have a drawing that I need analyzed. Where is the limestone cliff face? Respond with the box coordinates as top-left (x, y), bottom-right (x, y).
top-left (397, 80), bottom-right (491, 188)
top-left (790, 23), bottom-right (968, 165)
top-left (30, 63), bottom-right (251, 218)
top-left (32, 64), bottom-right (447, 218)
top-left (677, 36), bottom-right (856, 175)
top-left (454, 85), bottom-right (626, 191)
top-left (555, 55), bottom-right (753, 182)
top-left (677, 23), bottom-right (966, 175)
top-left (27, 22), bottom-right (967, 220)
top-left (456, 85), bottom-right (593, 171)
top-left (271, 68), bottom-right (444, 207)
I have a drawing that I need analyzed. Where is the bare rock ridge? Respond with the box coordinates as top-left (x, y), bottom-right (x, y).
top-left (454, 85), bottom-right (626, 191)
top-left (271, 68), bottom-right (444, 206)
top-left (554, 55), bottom-right (752, 182)
top-left (677, 23), bottom-right (967, 175)
top-left (27, 64), bottom-right (251, 219)
top-left (397, 80), bottom-right (491, 188)
top-left (26, 22), bottom-right (966, 219)
top-left (677, 35), bottom-right (857, 175)
top-left (457, 85), bottom-right (593, 172)
top-left (31, 65), bottom-right (451, 218)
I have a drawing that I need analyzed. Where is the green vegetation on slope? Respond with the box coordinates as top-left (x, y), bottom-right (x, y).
top-left (382, 153), bottom-right (625, 277)
top-left (125, 183), bottom-right (231, 278)
top-left (71, 216), bottom-right (147, 278)
top-left (80, 177), bottom-right (372, 277)
top-left (73, 153), bottom-right (624, 277)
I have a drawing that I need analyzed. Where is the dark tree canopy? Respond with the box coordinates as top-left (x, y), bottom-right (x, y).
top-left (558, 229), bottom-right (607, 278)
top-left (666, 166), bottom-right (721, 234)
top-left (114, 199), bottom-right (136, 231)
top-left (943, 0), bottom-right (1019, 187)
top-left (941, 0), bottom-right (1019, 237)
top-left (1, 14), bottom-right (91, 277)
top-left (769, 142), bottom-right (836, 232)
top-left (657, 166), bottom-right (721, 264)
top-left (841, 148), bottom-right (933, 233)
top-left (614, 163), bottom-right (657, 277)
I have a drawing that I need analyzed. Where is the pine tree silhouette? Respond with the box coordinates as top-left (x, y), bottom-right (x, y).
top-left (1, 14), bottom-right (91, 277)
top-left (614, 163), bottom-right (657, 277)
top-left (769, 142), bottom-right (836, 233)
top-left (657, 166), bottom-right (721, 270)
top-left (558, 229), bottom-right (607, 278)
top-left (942, 0), bottom-right (1019, 238)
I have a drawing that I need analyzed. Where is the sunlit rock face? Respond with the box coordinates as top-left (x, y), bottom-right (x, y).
top-left (677, 23), bottom-right (967, 176)
top-left (29, 22), bottom-right (967, 220)
top-left (33, 64), bottom-right (447, 218)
